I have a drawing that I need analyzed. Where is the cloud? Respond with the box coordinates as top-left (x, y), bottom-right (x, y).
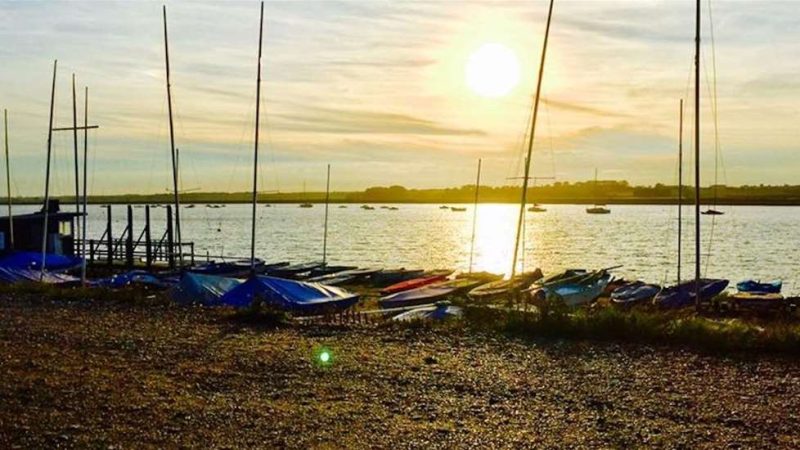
top-left (542, 98), bottom-right (632, 119)
top-left (272, 106), bottom-right (486, 136)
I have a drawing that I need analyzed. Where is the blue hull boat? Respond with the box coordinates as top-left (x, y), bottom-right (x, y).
top-left (0, 267), bottom-right (79, 285)
top-left (653, 279), bottom-right (729, 309)
top-left (540, 271), bottom-right (611, 307)
top-left (220, 276), bottom-right (360, 315)
top-left (392, 303), bottom-right (463, 322)
top-left (611, 281), bottom-right (661, 306)
top-left (736, 279), bottom-right (782, 294)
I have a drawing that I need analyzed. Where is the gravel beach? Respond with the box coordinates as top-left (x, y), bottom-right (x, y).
top-left (1, 294), bottom-right (799, 449)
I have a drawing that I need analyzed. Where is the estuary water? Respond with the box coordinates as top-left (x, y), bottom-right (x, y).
top-left (15, 203), bottom-right (800, 294)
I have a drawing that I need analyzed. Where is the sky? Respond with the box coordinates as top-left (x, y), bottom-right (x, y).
top-left (0, 0), bottom-right (798, 196)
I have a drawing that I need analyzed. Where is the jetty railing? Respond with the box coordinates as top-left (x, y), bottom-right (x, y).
top-left (77, 204), bottom-right (194, 270)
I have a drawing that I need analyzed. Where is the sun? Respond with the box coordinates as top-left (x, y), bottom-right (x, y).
top-left (465, 43), bottom-right (521, 98)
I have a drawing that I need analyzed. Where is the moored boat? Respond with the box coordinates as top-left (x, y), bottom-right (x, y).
top-left (266, 261), bottom-right (324, 279)
top-left (391, 302), bottom-right (463, 322)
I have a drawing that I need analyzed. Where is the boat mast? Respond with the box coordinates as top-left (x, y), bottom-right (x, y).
top-left (3, 109), bottom-right (12, 250)
top-left (468, 158), bottom-right (482, 274)
top-left (71, 74), bottom-right (80, 223)
top-left (40, 60), bottom-right (58, 279)
top-left (677, 99), bottom-right (683, 285)
top-left (694, 0), bottom-right (701, 308)
top-left (510, 0), bottom-right (554, 279)
top-left (250, 1), bottom-right (264, 275)
top-left (81, 87), bottom-right (89, 286)
top-left (322, 164), bottom-right (331, 265)
top-left (163, 6), bottom-right (183, 268)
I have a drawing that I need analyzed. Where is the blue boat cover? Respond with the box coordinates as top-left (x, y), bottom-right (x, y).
top-left (220, 275), bottom-right (359, 314)
top-left (736, 279), bottom-right (782, 294)
top-left (392, 303), bottom-right (463, 322)
top-left (0, 251), bottom-right (83, 272)
top-left (172, 272), bottom-right (242, 306)
top-left (0, 267), bottom-right (78, 285)
top-left (93, 270), bottom-right (175, 289)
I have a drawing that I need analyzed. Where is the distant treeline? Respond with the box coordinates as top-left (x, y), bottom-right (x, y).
top-left (10, 181), bottom-right (800, 205)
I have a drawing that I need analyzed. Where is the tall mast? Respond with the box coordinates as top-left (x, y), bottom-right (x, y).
top-left (677, 99), bottom-right (683, 284)
top-left (3, 109), bottom-right (12, 250)
top-left (468, 158), bottom-right (482, 274)
top-left (322, 164), bottom-right (331, 265)
top-left (250, 1), bottom-right (264, 275)
top-left (71, 74), bottom-right (80, 220)
top-left (40, 60), bottom-right (58, 279)
top-left (694, 0), bottom-right (701, 308)
top-left (81, 87), bottom-right (89, 286)
top-left (163, 5), bottom-right (183, 267)
top-left (511, 0), bottom-right (554, 279)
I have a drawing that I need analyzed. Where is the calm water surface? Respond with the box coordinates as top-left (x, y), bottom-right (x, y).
top-left (17, 203), bottom-right (800, 294)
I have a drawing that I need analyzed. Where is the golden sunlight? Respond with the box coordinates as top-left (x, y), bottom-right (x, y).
top-left (465, 43), bottom-right (521, 98)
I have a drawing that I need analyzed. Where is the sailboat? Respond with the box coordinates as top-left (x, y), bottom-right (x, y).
top-left (654, 0), bottom-right (728, 309)
top-left (299, 181), bottom-right (313, 208)
top-left (586, 168), bottom-right (610, 214)
top-left (476, 0), bottom-right (553, 301)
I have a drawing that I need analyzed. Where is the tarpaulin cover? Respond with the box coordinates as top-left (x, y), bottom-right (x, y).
top-left (93, 270), bottom-right (175, 290)
top-left (0, 251), bottom-right (83, 272)
top-left (220, 275), bottom-right (359, 314)
top-left (0, 267), bottom-right (78, 285)
top-left (172, 272), bottom-right (242, 306)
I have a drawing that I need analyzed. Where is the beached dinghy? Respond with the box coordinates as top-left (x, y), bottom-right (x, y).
top-left (220, 276), bottom-right (359, 315)
top-left (371, 269), bottom-right (425, 287)
top-left (307, 265), bottom-right (359, 278)
top-left (611, 281), bottom-right (661, 306)
top-left (535, 269), bottom-right (588, 288)
top-left (392, 302), bottom-right (463, 322)
top-left (306, 267), bottom-right (382, 285)
top-left (736, 279), bottom-right (782, 294)
top-left (535, 270), bottom-right (611, 307)
top-left (467, 269), bottom-right (544, 302)
top-left (653, 279), bottom-right (729, 309)
top-left (379, 270), bottom-right (453, 295)
top-left (379, 278), bottom-right (484, 309)
top-left (266, 262), bottom-right (324, 279)
top-left (188, 258), bottom-right (277, 278)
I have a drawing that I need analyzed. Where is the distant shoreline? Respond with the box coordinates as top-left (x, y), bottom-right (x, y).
top-left (9, 198), bottom-right (800, 207)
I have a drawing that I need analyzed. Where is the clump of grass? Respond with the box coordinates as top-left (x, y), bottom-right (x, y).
top-left (463, 304), bottom-right (800, 355)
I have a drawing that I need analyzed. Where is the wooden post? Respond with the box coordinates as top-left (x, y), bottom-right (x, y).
top-left (166, 205), bottom-right (174, 269)
top-left (125, 205), bottom-right (134, 268)
top-left (145, 205), bottom-right (152, 269)
top-left (106, 204), bottom-right (113, 267)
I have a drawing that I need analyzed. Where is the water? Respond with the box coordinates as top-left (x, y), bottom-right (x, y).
top-left (15, 203), bottom-right (800, 294)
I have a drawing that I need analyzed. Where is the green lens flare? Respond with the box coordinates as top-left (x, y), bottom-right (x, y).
top-left (319, 351), bottom-right (331, 363)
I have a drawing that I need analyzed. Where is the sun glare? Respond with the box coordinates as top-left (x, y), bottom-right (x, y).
top-left (465, 43), bottom-right (521, 98)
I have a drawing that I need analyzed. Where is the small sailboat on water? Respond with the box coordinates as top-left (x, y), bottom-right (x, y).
top-left (586, 169), bottom-right (610, 214)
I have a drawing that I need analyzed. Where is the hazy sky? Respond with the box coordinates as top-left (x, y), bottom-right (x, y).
top-left (1, 0), bottom-right (798, 196)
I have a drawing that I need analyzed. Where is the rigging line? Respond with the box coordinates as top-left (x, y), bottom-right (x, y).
top-left (700, 52), bottom-right (720, 276)
top-left (707, 0), bottom-right (722, 209)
